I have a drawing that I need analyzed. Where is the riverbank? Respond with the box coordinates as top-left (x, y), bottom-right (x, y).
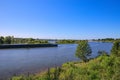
top-left (0, 44), bottom-right (58, 49)
top-left (11, 54), bottom-right (120, 80)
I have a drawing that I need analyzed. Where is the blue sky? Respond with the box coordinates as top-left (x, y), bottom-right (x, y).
top-left (0, 0), bottom-right (120, 39)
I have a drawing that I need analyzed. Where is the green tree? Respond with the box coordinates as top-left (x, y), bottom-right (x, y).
top-left (75, 40), bottom-right (92, 62)
top-left (4, 36), bottom-right (12, 44)
top-left (111, 41), bottom-right (120, 57)
top-left (0, 36), bottom-right (4, 44)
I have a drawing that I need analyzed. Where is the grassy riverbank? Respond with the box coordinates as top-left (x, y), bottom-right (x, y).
top-left (11, 54), bottom-right (120, 80)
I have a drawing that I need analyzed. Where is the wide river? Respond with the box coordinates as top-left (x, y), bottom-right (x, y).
top-left (0, 42), bottom-right (113, 80)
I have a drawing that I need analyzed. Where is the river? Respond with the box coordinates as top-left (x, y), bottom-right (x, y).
top-left (0, 42), bottom-right (113, 80)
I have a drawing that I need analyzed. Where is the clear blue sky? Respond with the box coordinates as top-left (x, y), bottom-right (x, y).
top-left (0, 0), bottom-right (120, 39)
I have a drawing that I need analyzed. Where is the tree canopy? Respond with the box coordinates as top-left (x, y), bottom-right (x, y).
top-left (111, 41), bottom-right (120, 57)
top-left (75, 40), bottom-right (92, 62)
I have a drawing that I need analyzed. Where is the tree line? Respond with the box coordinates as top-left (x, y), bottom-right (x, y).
top-left (92, 38), bottom-right (120, 42)
top-left (0, 36), bottom-right (48, 44)
top-left (56, 39), bottom-right (88, 44)
top-left (56, 38), bottom-right (120, 44)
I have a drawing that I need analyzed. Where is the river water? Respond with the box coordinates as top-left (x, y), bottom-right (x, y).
top-left (0, 42), bottom-right (113, 80)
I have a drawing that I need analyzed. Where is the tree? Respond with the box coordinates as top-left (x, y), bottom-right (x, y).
top-left (4, 36), bottom-right (12, 44)
top-left (75, 40), bottom-right (92, 62)
top-left (111, 41), bottom-right (120, 57)
top-left (0, 36), bottom-right (4, 44)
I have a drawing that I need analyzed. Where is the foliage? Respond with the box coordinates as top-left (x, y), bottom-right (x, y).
top-left (0, 36), bottom-right (48, 44)
top-left (111, 41), bottom-right (120, 57)
top-left (56, 40), bottom-right (87, 44)
top-left (92, 38), bottom-right (120, 43)
top-left (56, 40), bottom-right (76, 44)
top-left (75, 40), bottom-right (92, 62)
top-left (0, 36), bottom-right (4, 44)
top-left (92, 38), bottom-right (115, 42)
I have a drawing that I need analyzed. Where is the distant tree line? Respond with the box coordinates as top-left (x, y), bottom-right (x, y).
top-left (56, 38), bottom-right (120, 44)
top-left (56, 39), bottom-right (88, 44)
top-left (0, 36), bottom-right (48, 44)
top-left (56, 40), bottom-right (76, 44)
top-left (92, 38), bottom-right (120, 42)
